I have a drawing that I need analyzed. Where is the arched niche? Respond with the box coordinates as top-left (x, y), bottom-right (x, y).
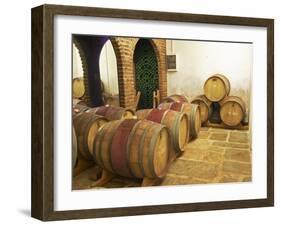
top-left (133, 39), bottom-right (159, 109)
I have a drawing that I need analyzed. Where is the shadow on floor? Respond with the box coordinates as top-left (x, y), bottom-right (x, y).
top-left (18, 209), bottom-right (30, 217)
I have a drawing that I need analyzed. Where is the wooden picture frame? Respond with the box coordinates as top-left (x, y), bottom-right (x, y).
top-left (31, 4), bottom-right (274, 221)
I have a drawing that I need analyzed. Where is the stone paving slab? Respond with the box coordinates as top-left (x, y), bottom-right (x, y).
top-left (181, 149), bottom-right (224, 163)
top-left (222, 160), bottom-right (251, 175)
top-left (224, 148), bottom-right (251, 163)
top-left (209, 132), bottom-right (228, 141)
top-left (241, 175), bottom-right (252, 182)
top-left (202, 151), bottom-right (224, 163)
top-left (229, 131), bottom-right (249, 143)
top-left (167, 159), bottom-right (220, 180)
top-left (212, 141), bottom-right (250, 149)
top-left (162, 174), bottom-right (209, 185)
top-left (198, 131), bottom-right (210, 139)
top-left (218, 172), bottom-right (245, 183)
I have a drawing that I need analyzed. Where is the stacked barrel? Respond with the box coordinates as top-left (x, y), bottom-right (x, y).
top-left (191, 74), bottom-right (247, 127)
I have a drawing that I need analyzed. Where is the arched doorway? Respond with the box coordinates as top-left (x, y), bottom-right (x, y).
top-left (134, 39), bottom-right (159, 109)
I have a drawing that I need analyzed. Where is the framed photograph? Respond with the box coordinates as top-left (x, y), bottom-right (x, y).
top-left (31, 4), bottom-right (274, 221)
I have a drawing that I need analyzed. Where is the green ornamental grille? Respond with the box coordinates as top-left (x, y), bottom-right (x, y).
top-left (134, 39), bottom-right (159, 109)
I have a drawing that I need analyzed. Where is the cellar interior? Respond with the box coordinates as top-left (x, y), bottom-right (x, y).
top-left (72, 35), bottom-right (252, 189)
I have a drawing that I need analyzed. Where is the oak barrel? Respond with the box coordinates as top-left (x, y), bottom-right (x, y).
top-left (73, 111), bottom-right (108, 160)
top-left (136, 109), bottom-right (189, 154)
top-left (93, 119), bottom-right (170, 179)
top-left (72, 127), bottom-right (78, 168)
top-left (162, 94), bottom-right (188, 103)
top-left (158, 102), bottom-right (201, 138)
top-left (73, 104), bottom-right (90, 117)
top-left (73, 99), bottom-right (88, 117)
top-left (204, 74), bottom-right (231, 102)
top-left (73, 98), bottom-right (86, 106)
top-left (191, 95), bottom-right (212, 123)
top-left (91, 105), bottom-right (135, 121)
top-left (73, 77), bottom-right (85, 98)
top-left (219, 96), bottom-right (246, 127)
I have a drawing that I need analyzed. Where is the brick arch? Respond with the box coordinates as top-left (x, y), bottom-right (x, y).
top-left (132, 38), bottom-right (167, 103)
top-left (110, 38), bottom-right (139, 108)
top-left (150, 39), bottom-right (167, 101)
top-left (132, 38), bottom-right (160, 109)
top-left (109, 38), bottom-right (127, 108)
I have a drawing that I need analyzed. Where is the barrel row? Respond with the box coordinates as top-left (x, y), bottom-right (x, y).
top-left (72, 101), bottom-right (175, 179)
top-left (73, 114), bottom-right (172, 179)
top-left (73, 99), bottom-right (135, 121)
top-left (73, 101), bottom-right (200, 179)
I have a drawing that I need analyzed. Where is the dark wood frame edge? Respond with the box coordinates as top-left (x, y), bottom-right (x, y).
top-left (31, 4), bottom-right (274, 221)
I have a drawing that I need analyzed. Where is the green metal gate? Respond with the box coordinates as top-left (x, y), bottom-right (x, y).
top-left (134, 39), bottom-right (159, 109)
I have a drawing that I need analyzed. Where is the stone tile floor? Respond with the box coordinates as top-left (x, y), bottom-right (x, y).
top-left (161, 127), bottom-right (251, 185)
top-left (73, 127), bottom-right (251, 189)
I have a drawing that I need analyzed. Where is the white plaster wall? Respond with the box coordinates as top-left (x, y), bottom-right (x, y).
top-left (72, 44), bottom-right (83, 79)
top-left (99, 40), bottom-right (119, 95)
top-left (166, 40), bottom-right (252, 107)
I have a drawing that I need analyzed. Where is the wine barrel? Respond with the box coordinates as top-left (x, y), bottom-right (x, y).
top-left (73, 98), bottom-right (86, 106)
top-left (136, 109), bottom-right (189, 154)
top-left (191, 95), bottom-right (212, 123)
top-left (90, 105), bottom-right (135, 121)
top-left (72, 127), bottom-right (78, 168)
top-left (73, 99), bottom-right (88, 117)
top-left (73, 77), bottom-right (85, 98)
top-left (93, 119), bottom-right (170, 179)
top-left (158, 102), bottom-right (201, 138)
top-left (220, 96), bottom-right (246, 127)
top-left (162, 94), bottom-right (188, 103)
top-left (73, 104), bottom-right (90, 117)
top-left (73, 112), bottom-right (108, 160)
top-left (204, 74), bottom-right (231, 102)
